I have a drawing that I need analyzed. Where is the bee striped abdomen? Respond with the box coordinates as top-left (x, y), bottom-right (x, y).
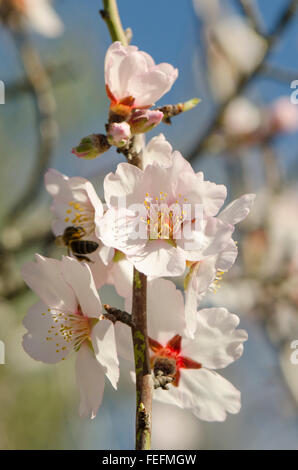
top-left (70, 240), bottom-right (99, 255)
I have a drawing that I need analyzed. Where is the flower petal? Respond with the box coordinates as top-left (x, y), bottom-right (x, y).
top-left (22, 301), bottom-right (72, 363)
top-left (22, 255), bottom-right (77, 312)
top-left (183, 308), bottom-right (248, 369)
top-left (61, 257), bottom-right (102, 318)
top-left (154, 368), bottom-right (241, 422)
top-left (76, 343), bottom-right (105, 419)
top-left (91, 320), bottom-right (119, 389)
top-left (218, 194), bottom-right (256, 225)
top-left (131, 241), bottom-right (186, 277)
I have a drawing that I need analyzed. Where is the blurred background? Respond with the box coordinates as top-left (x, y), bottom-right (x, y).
top-left (0, 0), bottom-right (298, 450)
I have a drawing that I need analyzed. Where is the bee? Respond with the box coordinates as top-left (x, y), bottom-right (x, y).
top-left (55, 226), bottom-right (99, 263)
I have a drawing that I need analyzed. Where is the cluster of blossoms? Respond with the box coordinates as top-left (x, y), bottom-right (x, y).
top-left (22, 41), bottom-right (254, 423)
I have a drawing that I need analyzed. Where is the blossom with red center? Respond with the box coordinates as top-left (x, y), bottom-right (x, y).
top-left (116, 278), bottom-right (248, 422)
top-left (105, 42), bottom-right (178, 117)
top-left (149, 334), bottom-right (202, 387)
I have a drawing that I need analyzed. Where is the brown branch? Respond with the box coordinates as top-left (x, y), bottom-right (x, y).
top-left (131, 268), bottom-right (152, 450)
top-left (101, 0), bottom-right (152, 450)
top-left (103, 304), bottom-right (134, 327)
top-left (188, 0), bottom-right (298, 162)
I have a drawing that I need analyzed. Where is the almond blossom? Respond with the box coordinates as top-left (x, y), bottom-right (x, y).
top-left (97, 136), bottom-right (234, 277)
top-left (22, 255), bottom-right (119, 419)
top-left (117, 278), bottom-right (247, 421)
top-left (45, 168), bottom-right (113, 267)
top-left (105, 41), bottom-right (178, 115)
top-left (184, 193), bottom-right (255, 337)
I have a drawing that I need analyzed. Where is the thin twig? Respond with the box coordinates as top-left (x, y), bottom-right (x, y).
top-left (103, 304), bottom-right (134, 327)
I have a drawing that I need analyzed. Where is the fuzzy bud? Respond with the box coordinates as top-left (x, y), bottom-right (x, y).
top-left (72, 134), bottom-right (110, 159)
top-left (129, 109), bottom-right (163, 135)
top-left (107, 122), bottom-right (131, 147)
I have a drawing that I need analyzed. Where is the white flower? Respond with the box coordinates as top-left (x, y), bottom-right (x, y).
top-left (184, 193), bottom-right (255, 337)
top-left (117, 278), bottom-right (247, 421)
top-left (97, 137), bottom-right (232, 277)
top-left (22, 255), bottom-right (119, 419)
top-left (105, 42), bottom-right (178, 113)
top-left (45, 168), bottom-right (113, 267)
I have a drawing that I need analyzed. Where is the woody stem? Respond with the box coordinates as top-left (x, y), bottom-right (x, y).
top-left (101, 0), bottom-right (152, 450)
top-left (131, 268), bottom-right (152, 450)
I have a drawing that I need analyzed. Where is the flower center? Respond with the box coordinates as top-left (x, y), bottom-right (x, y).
top-left (42, 307), bottom-right (94, 358)
top-left (64, 201), bottom-right (95, 234)
top-left (149, 334), bottom-right (202, 387)
top-left (143, 192), bottom-right (187, 242)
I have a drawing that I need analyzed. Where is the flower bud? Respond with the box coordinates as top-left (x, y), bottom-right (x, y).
top-left (129, 110), bottom-right (163, 134)
top-left (72, 134), bottom-right (110, 159)
top-left (107, 122), bottom-right (131, 147)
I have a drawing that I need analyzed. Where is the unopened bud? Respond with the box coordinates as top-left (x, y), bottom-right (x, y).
top-left (107, 122), bottom-right (131, 147)
top-left (158, 98), bottom-right (200, 124)
top-left (129, 109), bottom-right (163, 134)
top-left (72, 134), bottom-right (110, 159)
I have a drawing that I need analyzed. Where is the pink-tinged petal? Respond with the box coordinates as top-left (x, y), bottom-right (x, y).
top-left (104, 42), bottom-right (177, 106)
top-left (91, 320), bottom-right (119, 389)
top-left (154, 368), bottom-right (241, 422)
top-left (185, 260), bottom-right (216, 338)
top-left (218, 194), bottom-right (256, 225)
top-left (85, 252), bottom-right (111, 290)
top-left (141, 134), bottom-right (173, 169)
top-left (197, 179), bottom-right (227, 216)
top-left (119, 52), bottom-right (150, 98)
top-left (107, 258), bottom-right (133, 298)
top-left (98, 208), bottom-right (147, 256)
top-left (61, 257), bottom-right (102, 318)
top-left (129, 67), bottom-right (178, 107)
top-left (76, 343), bottom-right (105, 419)
top-left (126, 278), bottom-right (186, 344)
top-left (216, 239), bottom-right (238, 271)
top-left (131, 241), bottom-right (186, 277)
top-left (45, 168), bottom-right (103, 236)
top-left (147, 279), bottom-right (186, 343)
top-left (105, 42), bottom-right (138, 101)
top-left (22, 301), bottom-right (72, 363)
top-left (178, 217), bottom-right (234, 260)
top-left (183, 308), bottom-right (248, 369)
top-left (104, 163), bottom-right (144, 209)
top-left (21, 255), bottom-right (77, 312)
